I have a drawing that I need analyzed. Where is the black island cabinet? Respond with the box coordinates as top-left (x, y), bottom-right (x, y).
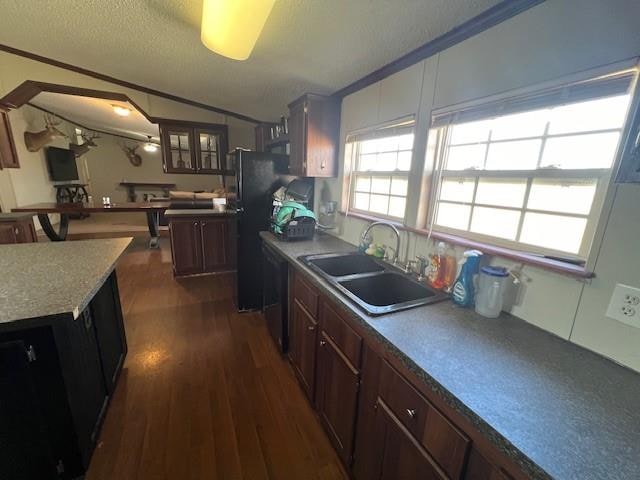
top-left (0, 272), bottom-right (127, 480)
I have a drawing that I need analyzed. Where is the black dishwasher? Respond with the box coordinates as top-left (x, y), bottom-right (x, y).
top-left (262, 244), bottom-right (289, 353)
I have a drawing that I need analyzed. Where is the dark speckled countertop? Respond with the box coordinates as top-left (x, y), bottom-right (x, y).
top-left (260, 231), bottom-right (640, 480)
top-left (0, 238), bottom-right (132, 323)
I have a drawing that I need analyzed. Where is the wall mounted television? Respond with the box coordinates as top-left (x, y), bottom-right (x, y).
top-left (46, 146), bottom-right (79, 181)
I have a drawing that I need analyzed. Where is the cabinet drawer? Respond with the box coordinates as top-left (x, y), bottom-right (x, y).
top-left (293, 271), bottom-right (319, 318)
top-left (379, 360), bottom-right (470, 480)
top-left (319, 300), bottom-right (362, 369)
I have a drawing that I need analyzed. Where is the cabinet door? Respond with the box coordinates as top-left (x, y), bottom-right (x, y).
top-left (170, 218), bottom-right (203, 276)
top-left (0, 340), bottom-right (56, 480)
top-left (15, 219), bottom-right (37, 243)
top-left (289, 299), bottom-right (317, 400)
top-left (195, 127), bottom-right (229, 173)
top-left (0, 110), bottom-right (20, 169)
top-left (288, 100), bottom-right (306, 176)
top-left (0, 223), bottom-right (18, 244)
top-left (305, 96), bottom-right (339, 177)
top-left (63, 309), bottom-right (109, 468)
top-left (201, 218), bottom-right (231, 272)
top-left (161, 124), bottom-right (197, 173)
top-left (90, 274), bottom-right (127, 395)
top-left (374, 399), bottom-right (447, 480)
top-left (316, 331), bottom-right (360, 466)
top-left (353, 345), bottom-right (383, 480)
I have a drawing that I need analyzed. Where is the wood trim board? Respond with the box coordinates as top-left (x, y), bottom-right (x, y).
top-left (332, 0), bottom-right (546, 99)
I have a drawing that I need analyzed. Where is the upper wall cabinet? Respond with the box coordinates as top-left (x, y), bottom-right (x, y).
top-left (288, 94), bottom-right (340, 177)
top-left (0, 110), bottom-right (20, 169)
top-left (160, 121), bottom-right (229, 175)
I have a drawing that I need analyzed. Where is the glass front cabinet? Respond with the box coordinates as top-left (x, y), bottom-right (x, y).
top-left (160, 122), bottom-right (229, 174)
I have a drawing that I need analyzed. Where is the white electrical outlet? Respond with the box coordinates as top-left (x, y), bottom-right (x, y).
top-left (606, 284), bottom-right (640, 328)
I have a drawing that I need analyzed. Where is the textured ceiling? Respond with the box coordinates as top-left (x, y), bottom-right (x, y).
top-left (30, 93), bottom-right (159, 140)
top-left (0, 0), bottom-right (501, 121)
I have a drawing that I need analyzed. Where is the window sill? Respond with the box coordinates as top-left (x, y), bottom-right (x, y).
top-left (339, 210), bottom-right (595, 279)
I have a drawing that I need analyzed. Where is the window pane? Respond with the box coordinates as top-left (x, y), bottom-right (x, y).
top-left (353, 193), bottom-right (370, 211)
top-left (388, 197), bottom-right (406, 218)
top-left (527, 179), bottom-right (597, 215)
top-left (446, 144), bottom-right (486, 170)
top-left (435, 202), bottom-right (471, 230)
top-left (355, 176), bottom-right (371, 192)
top-left (450, 119), bottom-right (491, 144)
top-left (548, 95), bottom-right (630, 134)
top-left (360, 138), bottom-right (379, 154)
top-left (390, 177), bottom-right (408, 196)
top-left (541, 132), bottom-right (620, 169)
top-left (491, 109), bottom-right (549, 140)
top-left (398, 134), bottom-right (414, 150)
top-left (358, 153), bottom-right (376, 171)
top-left (485, 139), bottom-right (541, 170)
top-left (397, 151), bottom-right (412, 171)
top-left (370, 194), bottom-right (389, 215)
top-left (470, 207), bottom-right (521, 240)
top-left (377, 152), bottom-right (397, 170)
top-left (378, 136), bottom-right (399, 153)
top-left (371, 177), bottom-right (391, 194)
top-left (520, 213), bottom-right (587, 254)
top-left (475, 179), bottom-right (527, 208)
top-left (440, 178), bottom-right (475, 203)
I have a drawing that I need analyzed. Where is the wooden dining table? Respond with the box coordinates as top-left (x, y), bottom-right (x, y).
top-left (12, 201), bottom-right (171, 248)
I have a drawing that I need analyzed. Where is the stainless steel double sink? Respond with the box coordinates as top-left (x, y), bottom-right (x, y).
top-left (298, 252), bottom-right (448, 315)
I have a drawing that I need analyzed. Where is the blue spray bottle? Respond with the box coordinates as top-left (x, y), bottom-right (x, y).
top-left (451, 250), bottom-right (483, 307)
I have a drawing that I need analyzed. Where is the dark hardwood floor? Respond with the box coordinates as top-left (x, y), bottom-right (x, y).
top-left (86, 237), bottom-right (347, 480)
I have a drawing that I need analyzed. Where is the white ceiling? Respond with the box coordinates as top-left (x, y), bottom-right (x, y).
top-left (30, 92), bottom-right (159, 140)
top-left (0, 0), bottom-right (501, 121)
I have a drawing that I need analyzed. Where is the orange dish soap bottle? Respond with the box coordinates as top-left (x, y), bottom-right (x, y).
top-left (443, 243), bottom-right (458, 292)
top-left (427, 242), bottom-right (447, 290)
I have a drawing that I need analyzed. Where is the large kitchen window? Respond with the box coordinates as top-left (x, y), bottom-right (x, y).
top-left (345, 119), bottom-right (415, 220)
top-left (427, 69), bottom-right (636, 259)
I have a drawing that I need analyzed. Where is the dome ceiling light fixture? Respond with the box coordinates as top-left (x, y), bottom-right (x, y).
top-left (201, 0), bottom-right (276, 61)
top-left (143, 136), bottom-right (159, 153)
top-left (112, 105), bottom-right (131, 117)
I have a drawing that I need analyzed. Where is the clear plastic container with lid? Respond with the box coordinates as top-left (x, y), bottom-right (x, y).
top-left (475, 266), bottom-right (510, 318)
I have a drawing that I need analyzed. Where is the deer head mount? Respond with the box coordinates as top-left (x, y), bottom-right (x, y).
top-left (24, 114), bottom-right (68, 152)
top-left (120, 142), bottom-right (142, 167)
top-left (69, 131), bottom-right (100, 157)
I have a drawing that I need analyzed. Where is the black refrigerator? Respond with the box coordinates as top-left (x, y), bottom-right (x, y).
top-left (226, 149), bottom-right (307, 312)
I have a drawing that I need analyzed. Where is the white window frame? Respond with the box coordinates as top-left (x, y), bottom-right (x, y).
top-left (343, 118), bottom-right (415, 221)
top-left (426, 63), bottom-right (639, 262)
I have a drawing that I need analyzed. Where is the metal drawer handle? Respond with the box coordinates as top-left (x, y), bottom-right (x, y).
top-left (406, 408), bottom-right (417, 419)
top-left (307, 325), bottom-right (315, 331)
top-left (319, 340), bottom-right (326, 346)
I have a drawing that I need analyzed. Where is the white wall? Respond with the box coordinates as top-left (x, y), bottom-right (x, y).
top-left (319, 0), bottom-right (640, 371)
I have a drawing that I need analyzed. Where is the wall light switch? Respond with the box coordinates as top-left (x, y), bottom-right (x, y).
top-left (606, 284), bottom-right (640, 328)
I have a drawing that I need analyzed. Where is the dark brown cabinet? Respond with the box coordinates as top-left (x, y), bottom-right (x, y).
top-left (373, 399), bottom-right (446, 480)
top-left (168, 215), bottom-right (236, 277)
top-left (289, 298), bottom-right (318, 400)
top-left (0, 214), bottom-right (38, 244)
top-left (316, 331), bottom-right (360, 465)
top-left (160, 121), bottom-right (229, 175)
top-left (287, 94), bottom-right (340, 177)
top-left (202, 218), bottom-right (234, 272)
top-left (0, 109), bottom-right (20, 169)
top-left (281, 262), bottom-right (524, 480)
top-left (169, 218), bottom-right (203, 276)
